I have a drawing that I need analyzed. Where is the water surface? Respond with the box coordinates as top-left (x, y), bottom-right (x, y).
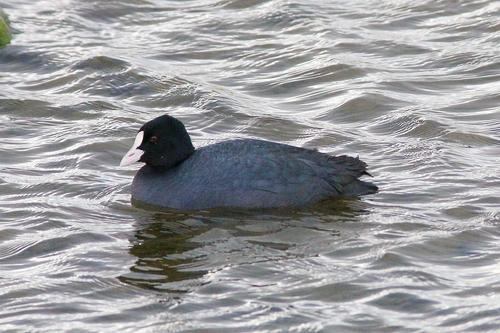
top-left (1, 0), bottom-right (499, 332)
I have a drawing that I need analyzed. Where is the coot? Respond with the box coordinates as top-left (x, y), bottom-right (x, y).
top-left (120, 115), bottom-right (378, 210)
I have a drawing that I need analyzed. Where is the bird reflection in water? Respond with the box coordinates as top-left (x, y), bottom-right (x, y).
top-left (119, 199), bottom-right (370, 293)
top-left (119, 213), bottom-right (211, 292)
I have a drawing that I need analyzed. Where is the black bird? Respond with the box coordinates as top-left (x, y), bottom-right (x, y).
top-left (121, 115), bottom-right (378, 210)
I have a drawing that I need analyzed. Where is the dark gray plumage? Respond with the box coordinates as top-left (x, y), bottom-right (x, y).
top-left (122, 115), bottom-right (378, 211)
top-left (131, 138), bottom-right (377, 210)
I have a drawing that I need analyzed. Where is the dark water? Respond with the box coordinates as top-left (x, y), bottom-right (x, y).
top-left (1, 0), bottom-right (499, 331)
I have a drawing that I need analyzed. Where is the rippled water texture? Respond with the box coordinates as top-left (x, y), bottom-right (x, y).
top-left (1, 0), bottom-right (500, 331)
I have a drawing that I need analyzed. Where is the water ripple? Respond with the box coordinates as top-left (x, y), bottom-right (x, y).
top-left (1, 0), bottom-right (499, 331)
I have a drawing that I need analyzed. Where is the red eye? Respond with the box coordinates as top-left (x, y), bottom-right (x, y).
top-left (149, 136), bottom-right (158, 144)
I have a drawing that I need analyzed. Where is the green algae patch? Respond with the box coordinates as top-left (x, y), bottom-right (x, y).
top-left (0, 10), bottom-right (11, 47)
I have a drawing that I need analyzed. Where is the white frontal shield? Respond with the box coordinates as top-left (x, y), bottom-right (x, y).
top-left (120, 131), bottom-right (144, 166)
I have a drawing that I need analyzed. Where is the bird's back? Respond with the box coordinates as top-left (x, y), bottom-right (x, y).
top-left (131, 139), bottom-right (377, 210)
